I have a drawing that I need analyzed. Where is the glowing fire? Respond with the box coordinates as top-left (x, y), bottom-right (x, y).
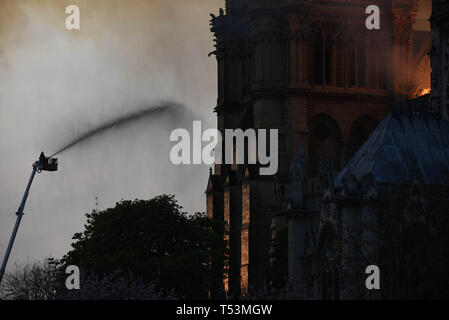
top-left (416, 88), bottom-right (431, 96)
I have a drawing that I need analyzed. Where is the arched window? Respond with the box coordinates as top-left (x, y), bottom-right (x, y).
top-left (345, 116), bottom-right (379, 161)
top-left (309, 114), bottom-right (343, 173)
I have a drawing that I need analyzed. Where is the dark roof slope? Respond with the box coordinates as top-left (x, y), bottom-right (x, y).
top-left (335, 112), bottom-right (449, 186)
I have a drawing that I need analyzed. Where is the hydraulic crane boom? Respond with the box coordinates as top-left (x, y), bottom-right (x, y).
top-left (0, 153), bottom-right (58, 285)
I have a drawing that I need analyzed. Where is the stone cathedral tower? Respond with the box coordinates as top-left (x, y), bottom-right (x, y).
top-left (431, 0), bottom-right (449, 119)
top-left (206, 0), bottom-right (430, 296)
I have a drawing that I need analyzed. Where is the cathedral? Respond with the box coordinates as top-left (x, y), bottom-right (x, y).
top-left (206, 0), bottom-right (449, 299)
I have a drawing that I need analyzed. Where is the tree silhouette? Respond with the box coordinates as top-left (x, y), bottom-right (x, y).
top-left (59, 195), bottom-right (226, 299)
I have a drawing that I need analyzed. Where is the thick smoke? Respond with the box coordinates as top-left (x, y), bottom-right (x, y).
top-left (0, 0), bottom-right (222, 267)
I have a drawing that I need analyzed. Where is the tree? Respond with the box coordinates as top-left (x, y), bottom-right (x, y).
top-left (58, 270), bottom-right (177, 300)
top-left (0, 258), bottom-right (58, 300)
top-left (0, 259), bottom-right (175, 300)
top-left (59, 195), bottom-right (226, 299)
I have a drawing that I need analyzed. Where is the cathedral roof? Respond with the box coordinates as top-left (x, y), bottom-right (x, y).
top-left (335, 112), bottom-right (449, 186)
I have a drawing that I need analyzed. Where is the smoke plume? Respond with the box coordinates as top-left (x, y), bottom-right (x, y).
top-left (0, 0), bottom-right (222, 267)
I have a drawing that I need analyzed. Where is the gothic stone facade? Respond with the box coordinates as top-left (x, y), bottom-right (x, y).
top-left (206, 0), bottom-right (430, 296)
top-left (430, 0), bottom-right (449, 119)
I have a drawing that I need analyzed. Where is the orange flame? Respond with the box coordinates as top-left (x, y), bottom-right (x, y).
top-left (416, 88), bottom-right (431, 96)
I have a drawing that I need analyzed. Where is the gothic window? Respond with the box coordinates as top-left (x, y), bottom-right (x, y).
top-left (349, 44), bottom-right (357, 88)
top-left (302, 37), bottom-right (307, 84)
top-left (336, 35), bottom-right (345, 87)
top-left (295, 38), bottom-right (300, 82)
top-left (357, 40), bottom-right (367, 88)
top-left (294, 37), bottom-right (306, 83)
top-left (309, 30), bottom-right (380, 90)
top-left (313, 30), bottom-right (324, 85)
top-left (325, 36), bottom-right (334, 86)
top-left (346, 116), bottom-right (379, 161)
top-left (368, 42), bottom-right (379, 89)
top-left (312, 29), bottom-right (336, 87)
top-left (379, 46), bottom-right (388, 89)
top-left (309, 114), bottom-right (343, 173)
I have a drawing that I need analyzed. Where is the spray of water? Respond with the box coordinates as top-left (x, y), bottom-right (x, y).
top-left (50, 103), bottom-right (183, 157)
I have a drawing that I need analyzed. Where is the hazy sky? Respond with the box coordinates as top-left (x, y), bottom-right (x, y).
top-left (0, 0), bottom-right (222, 268)
top-left (0, 0), bottom-right (433, 272)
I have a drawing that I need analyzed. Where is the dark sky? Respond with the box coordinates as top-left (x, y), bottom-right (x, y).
top-left (0, 0), bottom-right (222, 268)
